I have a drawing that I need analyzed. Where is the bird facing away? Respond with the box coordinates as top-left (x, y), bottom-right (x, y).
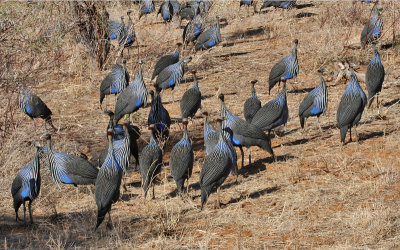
top-left (154, 56), bottom-right (192, 92)
top-left (200, 117), bottom-right (233, 210)
top-left (268, 39), bottom-right (299, 94)
top-left (251, 82), bottom-right (289, 136)
top-left (365, 46), bottom-right (385, 109)
top-left (298, 68), bottom-right (328, 131)
top-left (148, 89), bottom-right (171, 142)
top-left (202, 110), bottom-right (219, 155)
top-left (114, 59), bottom-right (148, 123)
top-left (183, 14), bottom-right (204, 45)
top-left (169, 119), bottom-right (194, 194)
top-left (220, 94), bottom-right (274, 169)
top-left (11, 142), bottom-right (41, 224)
top-left (195, 16), bottom-right (221, 51)
top-left (100, 59), bottom-right (129, 108)
top-left (108, 16), bottom-right (125, 41)
top-left (99, 111), bottom-right (140, 171)
top-left (158, 0), bottom-right (174, 22)
top-left (17, 82), bottom-right (56, 131)
top-left (139, 125), bottom-right (163, 199)
top-left (151, 43), bottom-right (182, 81)
top-left (361, 6), bottom-right (383, 47)
top-left (41, 134), bottom-right (98, 187)
top-left (337, 71), bottom-right (367, 144)
top-left (170, 0), bottom-right (181, 15)
top-left (95, 129), bottom-right (123, 230)
top-left (139, 0), bottom-right (155, 19)
top-left (180, 70), bottom-right (202, 120)
top-left (243, 79), bottom-right (262, 124)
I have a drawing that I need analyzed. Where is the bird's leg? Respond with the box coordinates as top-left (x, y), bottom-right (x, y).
top-left (248, 147), bottom-right (252, 165)
top-left (349, 127), bottom-right (352, 142)
top-left (106, 211), bottom-right (113, 229)
top-left (216, 187), bottom-right (221, 209)
top-left (28, 200), bottom-right (33, 224)
top-left (239, 146), bottom-right (244, 169)
top-left (152, 183), bottom-right (155, 200)
top-left (186, 175), bottom-right (190, 195)
top-left (354, 127), bottom-right (359, 142)
top-left (317, 116), bottom-right (322, 132)
top-left (283, 123), bottom-right (287, 133)
top-left (23, 201), bottom-right (26, 225)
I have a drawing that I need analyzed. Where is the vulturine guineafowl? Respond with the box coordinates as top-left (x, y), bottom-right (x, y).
top-left (180, 70), bottom-right (202, 120)
top-left (298, 68), bottom-right (328, 132)
top-left (151, 43), bottom-right (182, 81)
top-left (114, 59), bottom-right (147, 123)
top-left (17, 82), bottom-right (56, 131)
top-left (183, 14), bottom-right (204, 45)
top-left (169, 119), bottom-right (194, 195)
top-left (195, 16), bottom-right (221, 51)
top-left (119, 11), bottom-right (135, 50)
top-left (365, 46), bottom-right (385, 109)
top-left (243, 80), bottom-right (262, 124)
top-left (41, 134), bottom-right (98, 187)
top-left (219, 94), bottom-right (274, 169)
top-left (99, 111), bottom-right (140, 171)
top-left (268, 39), bottom-right (299, 94)
top-left (200, 117), bottom-right (233, 210)
top-left (337, 69), bottom-right (367, 144)
top-left (260, 0), bottom-right (296, 11)
top-left (11, 142), bottom-right (42, 224)
top-left (95, 129), bottom-right (123, 230)
top-left (100, 59), bottom-right (129, 108)
top-left (139, 0), bottom-right (155, 20)
top-left (108, 16), bottom-right (125, 41)
top-left (158, 0), bottom-right (174, 23)
top-left (170, 0), bottom-right (181, 16)
top-left (179, 2), bottom-right (200, 22)
top-left (154, 56), bottom-right (192, 102)
top-left (202, 110), bottom-right (219, 155)
top-left (251, 83), bottom-right (289, 136)
top-left (361, 6), bottom-right (383, 47)
top-left (148, 88), bottom-right (171, 143)
top-left (139, 125), bottom-right (163, 199)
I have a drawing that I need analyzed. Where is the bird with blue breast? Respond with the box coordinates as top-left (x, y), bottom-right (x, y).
top-left (11, 141), bottom-right (42, 224)
top-left (298, 68), bottom-right (328, 132)
top-left (337, 63), bottom-right (367, 145)
top-left (268, 39), bottom-right (299, 95)
top-left (361, 6), bottom-right (383, 47)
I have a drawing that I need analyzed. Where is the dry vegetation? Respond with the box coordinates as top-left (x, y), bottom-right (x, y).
top-left (1, 1), bottom-right (400, 248)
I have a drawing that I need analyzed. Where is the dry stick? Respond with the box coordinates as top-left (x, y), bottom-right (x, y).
top-left (341, 1), bottom-right (357, 55)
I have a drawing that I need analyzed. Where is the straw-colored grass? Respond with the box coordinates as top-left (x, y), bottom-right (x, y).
top-left (1, 1), bottom-right (400, 248)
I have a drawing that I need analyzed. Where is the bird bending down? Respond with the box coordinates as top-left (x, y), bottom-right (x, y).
top-left (11, 141), bottom-right (42, 224)
top-left (219, 94), bottom-right (274, 170)
top-left (183, 14), bottom-right (204, 45)
top-left (298, 68), bottom-right (328, 132)
top-left (200, 117), bottom-right (233, 210)
top-left (195, 16), bottom-right (221, 51)
top-left (260, 0), bottom-right (296, 11)
top-left (41, 134), bottom-right (98, 187)
top-left (148, 89), bottom-right (171, 143)
top-left (95, 129), bottom-right (123, 230)
top-left (243, 79), bottom-right (262, 124)
top-left (337, 69), bottom-right (367, 144)
top-left (99, 59), bottom-right (129, 109)
top-left (114, 59), bottom-right (147, 123)
top-left (169, 119), bottom-right (194, 195)
top-left (268, 39), bottom-right (299, 94)
top-left (251, 82), bottom-right (289, 136)
top-left (180, 70), bottom-right (202, 121)
top-left (139, 125), bottom-right (163, 199)
top-left (17, 82), bottom-right (57, 131)
top-left (365, 45), bottom-right (385, 110)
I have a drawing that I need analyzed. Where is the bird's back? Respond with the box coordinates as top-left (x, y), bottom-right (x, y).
top-left (180, 86), bottom-right (201, 119)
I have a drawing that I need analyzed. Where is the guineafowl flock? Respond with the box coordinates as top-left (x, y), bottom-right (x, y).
top-left (11, 0), bottom-right (391, 233)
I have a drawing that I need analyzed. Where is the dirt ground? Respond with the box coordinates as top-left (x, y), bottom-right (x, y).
top-left (1, 1), bottom-right (400, 248)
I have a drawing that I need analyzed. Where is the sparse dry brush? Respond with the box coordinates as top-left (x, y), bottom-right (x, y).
top-left (1, 1), bottom-right (400, 248)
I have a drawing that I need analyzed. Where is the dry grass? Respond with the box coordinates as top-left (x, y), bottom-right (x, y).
top-left (1, 1), bottom-right (400, 248)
